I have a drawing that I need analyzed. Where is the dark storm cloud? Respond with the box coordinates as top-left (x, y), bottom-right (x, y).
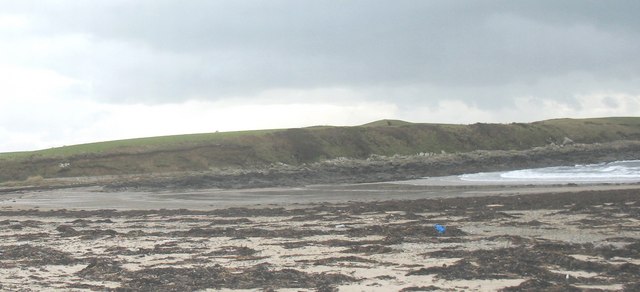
top-left (7, 0), bottom-right (640, 106)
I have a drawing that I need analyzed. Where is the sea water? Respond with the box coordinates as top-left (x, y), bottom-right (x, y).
top-left (459, 160), bottom-right (640, 183)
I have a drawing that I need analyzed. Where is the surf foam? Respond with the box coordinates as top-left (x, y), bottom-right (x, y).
top-left (460, 160), bottom-right (640, 183)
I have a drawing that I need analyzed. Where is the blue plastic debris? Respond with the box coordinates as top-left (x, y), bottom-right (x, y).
top-left (434, 224), bottom-right (446, 235)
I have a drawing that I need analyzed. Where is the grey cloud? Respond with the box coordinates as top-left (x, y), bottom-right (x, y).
top-left (5, 0), bottom-right (640, 106)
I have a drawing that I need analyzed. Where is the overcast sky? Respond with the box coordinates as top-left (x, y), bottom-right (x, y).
top-left (1, 1), bottom-right (639, 152)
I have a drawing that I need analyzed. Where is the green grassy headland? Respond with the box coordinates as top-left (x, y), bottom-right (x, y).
top-left (1, 117), bottom-right (639, 182)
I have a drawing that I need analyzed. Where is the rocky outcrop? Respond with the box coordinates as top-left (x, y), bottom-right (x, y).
top-left (104, 140), bottom-right (640, 190)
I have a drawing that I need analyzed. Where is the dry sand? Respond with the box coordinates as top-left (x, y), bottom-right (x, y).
top-left (0, 181), bottom-right (639, 291)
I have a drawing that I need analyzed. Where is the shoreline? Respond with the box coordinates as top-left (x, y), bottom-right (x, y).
top-left (3, 141), bottom-right (640, 193)
top-left (2, 179), bottom-right (640, 211)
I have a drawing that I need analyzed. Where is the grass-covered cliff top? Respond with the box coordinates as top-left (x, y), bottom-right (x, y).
top-left (1, 117), bottom-right (639, 181)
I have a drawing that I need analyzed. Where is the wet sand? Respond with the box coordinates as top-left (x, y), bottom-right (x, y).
top-left (3, 178), bottom-right (640, 210)
top-left (0, 180), bottom-right (639, 291)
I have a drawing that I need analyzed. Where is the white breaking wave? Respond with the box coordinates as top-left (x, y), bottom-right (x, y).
top-left (459, 160), bottom-right (640, 183)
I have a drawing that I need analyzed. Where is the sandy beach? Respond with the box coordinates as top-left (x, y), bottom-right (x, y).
top-left (1, 179), bottom-right (639, 291)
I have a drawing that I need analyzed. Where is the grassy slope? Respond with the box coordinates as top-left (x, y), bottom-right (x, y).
top-left (1, 117), bottom-right (639, 181)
